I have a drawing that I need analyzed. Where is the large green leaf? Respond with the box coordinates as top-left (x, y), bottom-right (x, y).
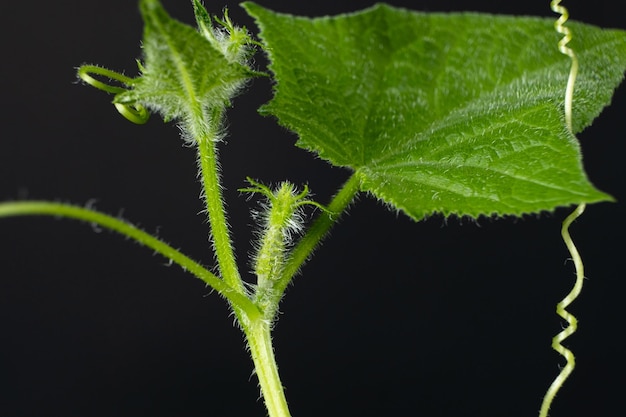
top-left (243, 3), bottom-right (626, 220)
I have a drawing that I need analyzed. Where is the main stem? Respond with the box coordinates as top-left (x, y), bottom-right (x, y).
top-left (244, 319), bottom-right (291, 417)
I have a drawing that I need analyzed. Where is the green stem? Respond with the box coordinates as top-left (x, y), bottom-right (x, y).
top-left (195, 108), bottom-right (245, 295)
top-left (243, 318), bottom-right (291, 417)
top-left (0, 201), bottom-right (260, 317)
top-left (274, 173), bottom-right (361, 299)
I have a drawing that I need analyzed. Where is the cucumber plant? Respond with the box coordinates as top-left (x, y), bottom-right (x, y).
top-left (1, 0), bottom-right (625, 416)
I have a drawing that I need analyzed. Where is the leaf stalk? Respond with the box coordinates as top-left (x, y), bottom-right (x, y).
top-left (275, 173), bottom-right (361, 301)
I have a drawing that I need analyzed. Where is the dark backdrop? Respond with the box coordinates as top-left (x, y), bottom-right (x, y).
top-left (1, 1), bottom-right (624, 416)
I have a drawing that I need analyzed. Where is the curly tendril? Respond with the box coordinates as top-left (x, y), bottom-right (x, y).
top-left (539, 2), bottom-right (586, 416)
top-left (539, 203), bottom-right (586, 417)
top-left (550, 0), bottom-right (578, 131)
top-left (77, 65), bottom-right (150, 124)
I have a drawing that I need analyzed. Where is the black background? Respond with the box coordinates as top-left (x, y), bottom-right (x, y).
top-left (1, 1), bottom-right (624, 416)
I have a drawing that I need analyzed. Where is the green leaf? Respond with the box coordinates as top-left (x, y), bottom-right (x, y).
top-left (115, 0), bottom-right (256, 126)
top-left (243, 3), bottom-right (626, 220)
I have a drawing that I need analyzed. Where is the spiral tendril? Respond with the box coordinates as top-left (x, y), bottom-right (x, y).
top-left (77, 65), bottom-right (150, 124)
top-left (539, 202), bottom-right (586, 417)
top-left (550, 0), bottom-right (578, 131)
top-left (539, 2), bottom-right (586, 416)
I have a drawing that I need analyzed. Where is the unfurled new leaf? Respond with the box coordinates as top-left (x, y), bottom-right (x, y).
top-left (244, 3), bottom-right (626, 220)
top-left (113, 0), bottom-right (256, 128)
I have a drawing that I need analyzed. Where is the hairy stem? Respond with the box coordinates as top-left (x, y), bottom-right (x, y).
top-left (243, 318), bottom-right (291, 417)
top-left (195, 108), bottom-right (245, 295)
